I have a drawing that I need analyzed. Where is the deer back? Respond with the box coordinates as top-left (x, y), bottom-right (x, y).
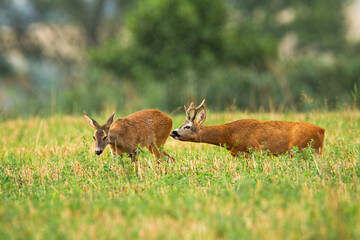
top-left (109, 109), bottom-right (173, 152)
top-left (227, 119), bottom-right (325, 154)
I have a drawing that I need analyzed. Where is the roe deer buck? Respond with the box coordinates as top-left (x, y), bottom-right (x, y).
top-left (84, 110), bottom-right (174, 160)
top-left (170, 100), bottom-right (325, 156)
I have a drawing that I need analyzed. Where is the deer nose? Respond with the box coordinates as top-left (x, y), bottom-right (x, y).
top-left (95, 149), bottom-right (103, 155)
top-left (170, 130), bottom-right (180, 139)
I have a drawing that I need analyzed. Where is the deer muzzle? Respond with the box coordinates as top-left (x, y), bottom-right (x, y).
top-left (170, 130), bottom-right (180, 139)
top-left (95, 149), bottom-right (103, 155)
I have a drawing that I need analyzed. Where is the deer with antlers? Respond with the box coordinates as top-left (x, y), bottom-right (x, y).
top-left (84, 110), bottom-right (174, 161)
top-left (170, 100), bottom-right (325, 156)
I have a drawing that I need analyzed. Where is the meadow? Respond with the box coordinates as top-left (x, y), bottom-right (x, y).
top-left (0, 110), bottom-right (359, 239)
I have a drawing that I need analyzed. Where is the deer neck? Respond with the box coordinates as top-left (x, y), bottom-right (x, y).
top-left (196, 125), bottom-right (229, 147)
top-left (108, 131), bottom-right (117, 145)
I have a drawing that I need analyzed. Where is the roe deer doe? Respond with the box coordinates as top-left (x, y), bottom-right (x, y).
top-left (84, 110), bottom-right (174, 160)
top-left (170, 100), bottom-right (325, 156)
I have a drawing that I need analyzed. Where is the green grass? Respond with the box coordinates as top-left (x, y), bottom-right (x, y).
top-left (0, 110), bottom-right (360, 239)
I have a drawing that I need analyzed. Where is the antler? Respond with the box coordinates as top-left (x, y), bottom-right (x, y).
top-left (192, 99), bottom-right (206, 122)
top-left (184, 102), bottom-right (194, 120)
top-left (184, 99), bottom-right (206, 122)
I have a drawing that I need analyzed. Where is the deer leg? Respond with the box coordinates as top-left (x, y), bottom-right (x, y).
top-left (156, 143), bottom-right (175, 162)
top-left (230, 149), bottom-right (250, 160)
top-left (148, 143), bottom-right (175, 162)
top-left (316, 147), bottom-right (323, 155)
top-left (129, 152), bottom-right (138, 162)
top-left (146, 146), bottom-right (154, 155)
top-left (147, 144), bottom-right (162, 164)
top-left (229, 149), bottom-right (237, 157)
top-left (163, 150), bottom-right (175, 161)
top-left (149, 143), bottom-right (161, 159)
top-left (109, 145), bottom-right (123, 157)
top-left (146, 146), bottom-right (159, 161)
top-left (109, 145), bottom-right (116, 156)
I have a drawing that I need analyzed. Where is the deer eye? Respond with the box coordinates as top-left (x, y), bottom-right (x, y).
top-left (93, 136), bottom-right (96, 141)
top-left (184, 126), bottom-right (191, 130)
top-left (103, 136), bottom-right (108, 140)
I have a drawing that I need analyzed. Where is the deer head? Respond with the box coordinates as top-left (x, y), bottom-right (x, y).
top-left (84, 111), bottom-right (115, 155)
top-left (171, 99), bottom-right (206, 141)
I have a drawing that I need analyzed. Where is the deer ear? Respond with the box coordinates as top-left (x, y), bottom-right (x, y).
top-left (195, 109), bottom-right (206, 126)
top-left (103, 111), bottom-right (115, 130)
top-left (84, 113), bottom-right (101, 130)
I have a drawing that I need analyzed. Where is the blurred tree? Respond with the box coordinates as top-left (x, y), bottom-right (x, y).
top-left (224, 21), bottom-right (278, 70)
top-left (0, 54), bottom-right (13, 78)
top-left (231, 0), bottom-right (290, 37)
top-left (0, 0), bottom-right (135, 116)
top-left (231, 0), bottom-right (348, 53)
top-left (291, 0), bottom-right (347, 53)
top-left (32, 0), bottom-right (134, 47)
top-left (0, 0), bottom-right (13, 78)
top-left (90, 0), bottom-right (227, 81)
top-left (0, 0), bottom-right (134, 64)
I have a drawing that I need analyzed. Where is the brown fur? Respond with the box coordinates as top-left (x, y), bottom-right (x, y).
top-left (171, 100), bottom-right (325, 156)
top-left (85, 110), bottom-right (173, 160)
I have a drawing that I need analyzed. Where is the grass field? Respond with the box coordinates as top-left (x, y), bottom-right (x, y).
top-left (0, 110), bottom-right (359, 239)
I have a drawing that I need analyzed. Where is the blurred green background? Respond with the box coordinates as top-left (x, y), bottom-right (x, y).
top-left (1, 0), bottom-right (360, 118)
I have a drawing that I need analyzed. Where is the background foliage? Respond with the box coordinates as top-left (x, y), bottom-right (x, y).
top-left (0, 0), bottom-right (360, 117)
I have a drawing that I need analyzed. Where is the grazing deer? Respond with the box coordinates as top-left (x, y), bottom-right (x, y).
top-left (84, 110), bottom-right (174, 161)
top-left (170, 100), bottom-right (325, 156)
